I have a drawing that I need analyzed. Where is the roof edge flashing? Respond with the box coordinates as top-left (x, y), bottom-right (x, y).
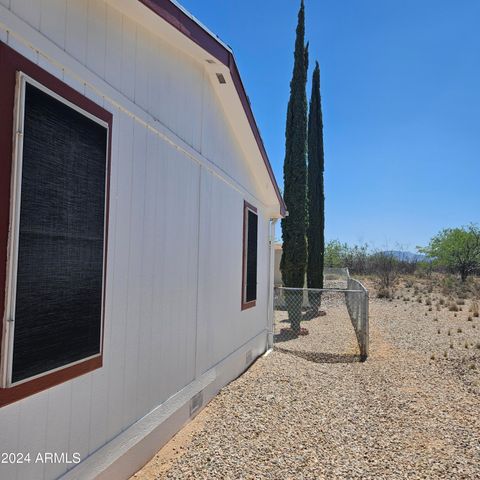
top-left (168, 0), bottom-right (232, 53)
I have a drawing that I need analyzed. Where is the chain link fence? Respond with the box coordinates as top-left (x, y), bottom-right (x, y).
top-left (345, 278), bottom-right (369, 359)
top-left (272, 278), bottom-right (369, 362)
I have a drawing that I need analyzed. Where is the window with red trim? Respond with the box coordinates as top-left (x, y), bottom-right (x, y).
top-left (0, 42), bottom-right (111, 406)
top-left (242, 202), bottom-right (258, 310)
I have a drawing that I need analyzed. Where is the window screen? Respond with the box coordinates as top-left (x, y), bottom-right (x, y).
top-left (11, 82), bottom-right (107, 383)
top-left (244, 207), bottom-right (258, 304)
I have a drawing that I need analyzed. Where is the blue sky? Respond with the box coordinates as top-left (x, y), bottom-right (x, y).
top-left (180, 0), bottom-right (480, 251)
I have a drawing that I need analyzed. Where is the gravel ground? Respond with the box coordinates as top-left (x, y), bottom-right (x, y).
top-left (134, 285), bottom-right (480, 480)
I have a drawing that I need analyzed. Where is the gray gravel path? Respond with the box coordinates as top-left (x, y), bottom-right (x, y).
top-left (137, 296), bottom-right (480, 480)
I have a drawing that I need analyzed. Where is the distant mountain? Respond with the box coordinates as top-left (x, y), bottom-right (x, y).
top-left (381, 250), bottom-right (430, 263)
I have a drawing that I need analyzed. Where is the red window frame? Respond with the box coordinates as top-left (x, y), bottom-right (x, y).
top-left (241, 201), bottom-right (258, 310)
top-left (0, 41), bottom-right (112, 408)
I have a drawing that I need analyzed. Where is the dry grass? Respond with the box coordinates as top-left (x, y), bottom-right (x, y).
top-left (449, 302), bottom-right (459, 312)
top-left (471, 301), bottom-right (479, 318)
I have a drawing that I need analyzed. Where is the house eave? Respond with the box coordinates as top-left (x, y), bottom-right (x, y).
top-left (137, 0), bottom-right (286, 217)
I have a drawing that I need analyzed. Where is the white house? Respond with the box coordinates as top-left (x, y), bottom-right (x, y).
top-left (0, 1), bottom-right (285, 478)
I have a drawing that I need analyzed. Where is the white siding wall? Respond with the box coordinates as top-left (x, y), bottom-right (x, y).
top-left (0, 1), bottom-right (273, 479)
top-left (196, 172), bottom-right (269, 376)
top-left (201, 73), bottom-right (259, 194)
top-left (1, 0), bottom-right (259, 189)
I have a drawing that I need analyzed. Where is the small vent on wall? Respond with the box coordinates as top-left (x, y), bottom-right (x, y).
top-left (245, 350), bottom-right (253, 367)
top-left (206, 59), bottom-right (216, 64)
top-left (190, 391), bottom-right (203, 416)
top-left (216, 73), bottom-right (226, 84)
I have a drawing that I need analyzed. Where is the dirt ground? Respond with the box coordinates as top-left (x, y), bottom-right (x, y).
top-left (132, 276), bottom-right (480, 479)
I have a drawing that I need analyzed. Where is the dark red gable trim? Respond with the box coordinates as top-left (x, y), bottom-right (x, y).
top-left (140, 0), bottom-right (230, 66)
top-left (138, 0), bottom-right (286, 217)
top-left (0, 41), bottom-right (112, 407)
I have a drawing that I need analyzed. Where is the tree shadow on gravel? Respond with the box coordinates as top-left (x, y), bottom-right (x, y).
top-left (274, 347), bottom-right (362, 364)
top-left (279, 311), bottom-right (326, 324)
top-left (277, 307), bottom-right (326, 322)
top-left (274, 329), bottom-right (321, 343)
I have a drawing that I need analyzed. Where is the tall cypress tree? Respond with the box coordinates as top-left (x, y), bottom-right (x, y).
top-left (307, 62), bottom-right (325, 310)
top-left (280, 1), bottom-right (309, 334)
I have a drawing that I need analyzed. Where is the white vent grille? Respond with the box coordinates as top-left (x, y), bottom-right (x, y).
top-left (190, 391), bottom-right (203, 416)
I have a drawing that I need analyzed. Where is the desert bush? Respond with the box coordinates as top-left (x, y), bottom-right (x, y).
top-left (441, 276), bottom-right (455, 296)
top-left (449, 303), bottom-right (459, 312)
top-left (418, 224), bottom-right (480, 282)
top-left (436, 273), bottom-right (480, 299)
top-left (324, 241), bottom-right (370, 273)
top-left (324, 241), bottom-right (423, 280)
top-left (377, 288), bottom-right (391, 299)
top-left (471, 301), bottom-right (479, 317)
top-left (416, 261), bottom-right (433, 277)
top-left (371, 252), bottom-right (399, 294)
top-left (470, 277), bottom-right (480, 297)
